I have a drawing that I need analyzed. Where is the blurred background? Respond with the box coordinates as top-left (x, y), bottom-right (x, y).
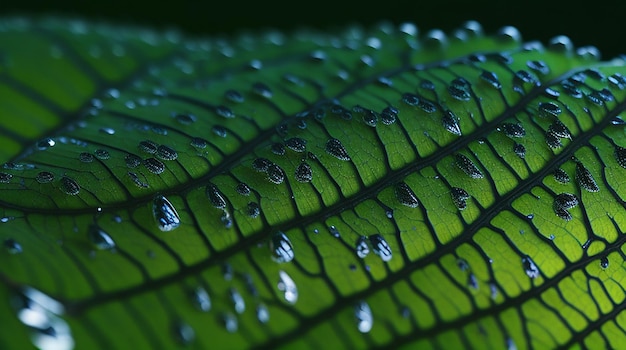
top-left (1, 0), bottom-right (624, 59)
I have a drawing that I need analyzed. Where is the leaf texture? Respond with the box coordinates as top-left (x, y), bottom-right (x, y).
top-left (2, 17), bottom-right (626, 349)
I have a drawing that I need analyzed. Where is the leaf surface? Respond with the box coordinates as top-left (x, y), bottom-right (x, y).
top-left (2, 18), bottom-right (626, 349)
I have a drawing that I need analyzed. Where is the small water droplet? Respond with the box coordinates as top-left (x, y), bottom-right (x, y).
top-left (60, 176), bottom-right (80, 195)
top-left (173, 321), bottom-right (195, 345)
top-left (36, 171), bottom-right (55, 184)
top-left (522, 255), bottom-right (540, 278)
top-left (94, 149), bottom-right (110, 160)
top-left (99, 127), bottom-right (115, 135)
top-left (256, 304), bottom-right (270, 324)
top-left (600, 256), bottom-right (609, 269)
top-left (325, 138), bottom-right (350, 161)
top-left (36, 138), bottom-right (55, 151)
top-left (191, 287), bottom-right (211, 312)
top-left (78, 152), bottom-right (94, 163)
top-left (355, 301), bottom-right (373, 333)
top-left (277, 270), bottom-right (298, 304)
top-left (370, 234), bottom-right (392, 262)
top-left (88, 225), bottom-right (115, 250)
top-left (328, 225), bottom-right (340, 238)
top-left (156, 145), bottom-right (178, 161)
top-left (222, 313), bottom-right (238, 333)
top-left (143, 158), bottom-right (166, 174)
top-left (4, 239), bottom-right (22, 254)
top-left (0, 172), bottom-right (13, 183)
top-left (229, 288), bottom-right (245, 314)
top-left (153, 195), bottom-right (180, 231)
top-left (355, 236), bottom-right (370, 258)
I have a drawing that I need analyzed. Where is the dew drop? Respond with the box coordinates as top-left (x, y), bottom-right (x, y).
top-left (143, 158), bottom-right (165, 174)
top-left (402, 93), bottom-right (420, 106)
top-left (252, 82), bottom-right (272, 98)
top-left (4, 239), bottom-right (22, 254)
top-left (277, 270), bottom-right (298, 304)
top-left (329, 225), bottom-right (340, 238)
top-left (156, 145), bottom-right (178, 161)
top-left (212, 125), bottom-right (228, 138)
top-left (174, 113), bottom-right (196, 125)
top-left (94, 149), bottom-right (110, 160)
top-left (128, 172), bottom-right (149, 188)
top-left (285, 137), bottom-right (307, 152)
top-left (547, 120), bottom-right (571, 140)
top-left (124, 154), bottom-right (141, 168)
top-left (294, 162), bottom-right (313, 183)
top-left (60, 176), bottom-right (80, 195)
top-left (88, 225), bottom-right (115, 250)
top-left (78, 152), bottom-right (94, 163)
top-left (173, 321), bottom-right (195, 345)
top-left (222, 263), bottom-right (233, 281)
top-left (36, 138), bottom-right (55, 150)
top-left (221, 211), bottom-right (233, 229)
top-left (513, 143), bottom-right (526, 159)
top-left (442, 110), bottom-right (461, 136)
top-left (325, 138), bottom-right (350, 161)
top-left (395, 182), bottom-right (419, 208)
top-left (252, 158), bottom-right (271, 172)
top-left (222, 313), bottom-right (238, 333)
top-left (236, 182), bottom-right (251, 196)
top-left (451, 187), bottom-right (470, 210)
top-left (575, 161), bottom-right (599, 192)
top-left (355, 301), bottom-right (373, 333)
top-left (256, 304), bottom-right (270, 324)
top-left (380, 106), bottom-right (398, 125)
top-left (229, 288), bottom-right (245, 314)
top-left (271, 232), bottom-right (294, 263)
top-left (35, 171), bottom-right (54, 184)
top-left (499, 123), bottom-right (526, 138)
top-left (205, 183), bottom-right (227, 209)
top-left (190, 137), bottom-right (207, 149)
top-left (191, 287), bottom-right (211, 312)
top-left (0, 172), bottom-right (12, 183)
top-left (369, 234), bottom-right (392, 262)
top-left (225, 89), bottom-right (244, 103)
top-left (271, 142), bottom-right (285, 155)
top-left (455, 154), bottom-right (483, 178)
top-left (266, 163), bottom-right (285, 184)
top-left (600, 256), bottom-right (609, 269)
top-left (153, 195), bottom-right (180, 231)
top-left (553, 168), bottom-right (570, 183)
top-left (355, 236), bottom-right (370, 258)
top-left (479, 70), bottom-right (501, 89)
top-left (522, 255), bottom-right (540, 278)
top-left (138, 140), bottom-right (158, 154)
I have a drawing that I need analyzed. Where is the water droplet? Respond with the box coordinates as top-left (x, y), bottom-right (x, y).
top-left (153, 195), bottom-right (181, 231)
top-left (455, 154), bottom-right (483, 178)
top-left (294, 162), bottom-right (313, 183)
top-left (479, 70), bottom-right (501, 89)
top-left (225, 89), bottom-right (244, 103)
top-left (143, 158), bottom-right (165, 174)
top-left (15, 287), bottom-right (74, 350)
top-left (402, 93), bottom-right (420, 106)
top-left (247, 202), bottom-right (260, 218)
top-left (206, 183), bottom-right (227, 209)
top-left (36, 138), bottom-right (55, 150)
top-left (235, 183), bottom-right (251, 196)
top-left (575, 161), bottom-right (599, 192)
top-left (325, 138), bottom-right (350, 161)
top-left (513, 143), bottom-right (526, 159)
top-left (78, 152), bottom-right (94, 163)
top-left (369, 234), bottom-right (392, 262)
top-left (252, 82), bottom-right (272, 98)
top-left (252, 158), bottom-right (271, 172)
top-left (522, 255), bottom-right (540, 278)
top-left (380, 106), bottom-right (398, 125)
top-left (4, 239), bottom-right (22, 254)
top-left (467, 273), bottom-right (478, 289)
top-left (271, 142), bottom-right (286, 155)
top-left (256, 304), bottom-right (270, 324)
top-left (124, 154), bottom-right (141, 168)
top-left (266, 164), bottom-right (285, 184)
top-left (191, 287), bottom-right (211, 312)
top-left (355, 301), bottom-right (373, 333)
top-left (547, 120), bottom-right (571, 140)
top-left (156, 145), bottom-right (178, 161)
top-left (277, 270), bottom-right (298, 304)
top-left (527, 60), bottom-right (550, 75)
top-left (442, 110), bottom-right (461, 136)
top-left (395, 182), bottom-right (419, 208)
top-left (99, 127), bottom-right (115, 135)
top-left (221, 211), bottom-right (233, 229)
top-left (600, 256), bottom-right (609, 269)
top-left (190, 137), bottom-right (208, 149)
top-left (173, 321), bottom-right (195, 345)
top-left (60, 176), bottom-right (80, 195)
top-left (94, 149), bottom-right (110, 160)
top-left (88, 225), bottom-right (115, 250)
top-left (36, 171), bottom-right (54, 184)
top-left (128, 172), bottom-right (149, 188)
top-left (0, 172), bottom-right (12, 183)
top-left (355, 236), bottom-right (370, 258)
top-left (271, 232), bottom-right (294, 263)
top-left (609, 73), bottom-right (626, 89)
top-left (457, 258), bottom-right (470, 271)
top-left (174, 113), bottom-right (196, 125)
top-left (212, 125), bottom-right (228, 138)
top-left (448, 80), bottom-right (471, 101)
top-left (222, 313), bottom-right (238, 333)
top-left (553, 168), bottom-right (570, 184)
top-left (451, 187), bottom-right (470, 210)
top-left (499, 123), bottom-right (526, 138)
top-left (138, 140), bottom-right (158, 154)
top-left (229, 288), bottom-right (245, 314)
top-left (285, 137), bottom-right (307, 152)
top-left (328, 225), bottom-right (340, 238)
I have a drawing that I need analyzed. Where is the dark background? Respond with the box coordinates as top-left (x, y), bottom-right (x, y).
top-left (1, 0), bottom-right (625, 59)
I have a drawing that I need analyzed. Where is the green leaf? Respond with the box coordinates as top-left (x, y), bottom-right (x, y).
top-left (2, 17), bottom-right (626, 349)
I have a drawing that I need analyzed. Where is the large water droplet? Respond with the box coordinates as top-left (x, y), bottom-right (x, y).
top-left (355, 236), bottom-right (369, 258)
top-left (369, 234), bottom-right (392, 262)
top-left (152, 195), bottom-right (181, 231)
top-left (277, 270), bottom-right (298, 304)
top-left (14, 287), bottom-right (74, 350)
top-left (4, 239), bottom-right (22, 254)
top-left (355, 301), bottom-right (373, 333)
